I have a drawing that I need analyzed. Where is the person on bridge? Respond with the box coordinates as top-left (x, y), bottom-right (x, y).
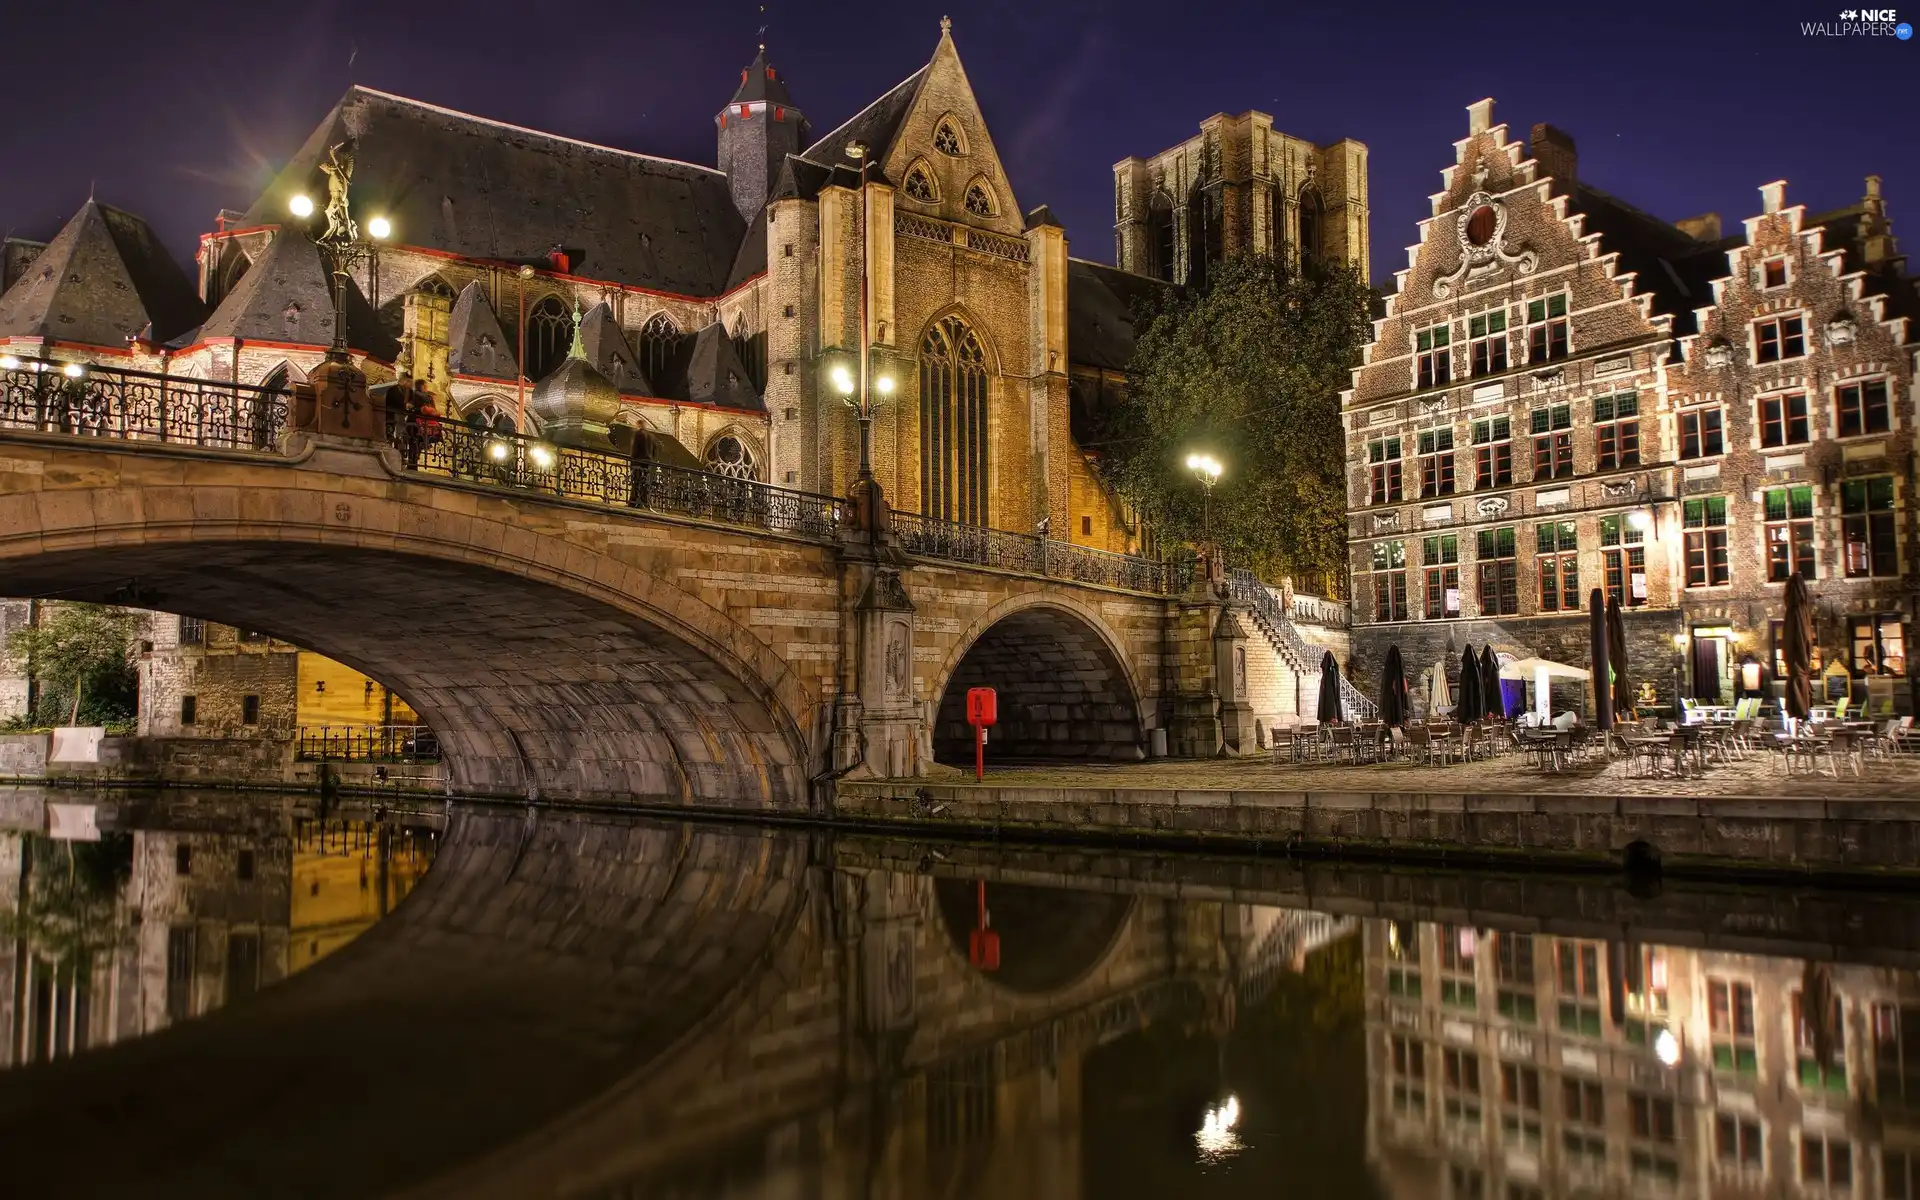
top-left (627, 427), bottom-right (654, 510)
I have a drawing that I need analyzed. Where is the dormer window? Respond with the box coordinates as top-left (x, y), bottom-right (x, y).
top-left (934, 119), bottom-right (964, 156)
top-left (964, 181), bottom-right (996, 217)
top-left (903, 162), bottom-right (938, 204)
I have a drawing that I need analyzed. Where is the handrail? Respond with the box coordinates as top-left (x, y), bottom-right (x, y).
top-left (1227, 568), bottom-right (1377, 719)
top-left (295, 723), bottom-right (440, 763)
top-left (891, 508), bottom-right (1193, 595)
top-left (398, 421), bottom-right (846, 541)
top-left (0, 355), bottom-right (289, 451)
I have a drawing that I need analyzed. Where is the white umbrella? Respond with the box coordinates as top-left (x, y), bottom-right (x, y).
top-left (1498, 657), bottom-right (1592, 721)
top-left (1427, 660), bottom-right (1452, 717)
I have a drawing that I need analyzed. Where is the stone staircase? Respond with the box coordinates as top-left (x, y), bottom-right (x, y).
top-left (1227, 569), bottom-right (1376, 723)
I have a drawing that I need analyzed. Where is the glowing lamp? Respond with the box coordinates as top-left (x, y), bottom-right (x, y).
top-left (0, 355), bottom-right (18, 370)
top-left (875, 375), bottom-right (895, 397)
top-left (367, 216), bottom-right (392, 240)
top-left (288, 194), bottom-right (315, 218)
top-left (529, 444), bottom-right (555, 469)
top-left (61, 362), bottom-right (85, 379)
top-left (487, 441), bottom-right (510, 462)
top-left (830, 365), bottom-right (855, 395)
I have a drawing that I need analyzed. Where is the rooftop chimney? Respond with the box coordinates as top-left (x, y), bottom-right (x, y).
top-left (1759, 180), bottom-right (1787, 214)
top-left (1675, 212), bottom-right (1722, 242)
top-left (1529, 123), bottom-right (1577, 189)
top-left (1860, 174), bottom-right (1895, 266)
top-left (1467, 98), bottom-right (1494, 135)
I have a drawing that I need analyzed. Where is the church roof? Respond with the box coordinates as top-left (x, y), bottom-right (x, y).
top-left (1067, 258), bottom-right (1169, 372)
top-left (803, 65), bottom-right (931, 169)
top-left (684, 322), bottom-right (761, 410)
top-left (241, 87), bottom-right (747, 298)
top-left (768, 154), bottom-right (836, 203)
top-left (446, 281), bottom-right (517, 381)
top-left (579, 301), bottom-right (652, 395)
top-left (728, 47), bottom-right (795, 107)
top-left (197, 228), bottom-right (398, 360)
top-left (726, 207), bottom-right (768, 292)
top-left (0, 200), bottom-right (203, 347)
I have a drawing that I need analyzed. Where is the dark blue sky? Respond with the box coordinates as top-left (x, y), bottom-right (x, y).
top-left (4, 0), bottom-right (1914, 285)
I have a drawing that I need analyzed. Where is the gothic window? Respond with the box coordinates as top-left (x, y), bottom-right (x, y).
top-left (964, 181), bottom-right (996, 217)
top-left (639, 313), bottom-right (681, 386)
top-left (731, 318), bottom-right (766, 392)
top-left (525, 296), bottom-right (572, 382)
top-left (704, 433), bottom-right (759, 480)
top-left (211, 244), bottom-right (251, 308)
top-left (414, 275), bottom-right (457, 300)
top-left (466, 399), bottom-right (519, 436)
top-left (253, 366), bottom-right (291, 449)
top-left (919, 315), bottom-right (990, 524)
top-left (1148, 190), bottom-right (1176, 283)
top-left (933, 119), bottom-right (964, 157)
top-left (1298, 185), bottom-right (1325, 269)
top-left (903, 161), bottom-right (938, 204)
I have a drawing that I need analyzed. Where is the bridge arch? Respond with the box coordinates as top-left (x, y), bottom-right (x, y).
top-left (0, 468), bottom-right (817, 807)
top-left (932, 877), bottom-right (1135, 994)
top-left (930, 594), bottom-right (1146, 763)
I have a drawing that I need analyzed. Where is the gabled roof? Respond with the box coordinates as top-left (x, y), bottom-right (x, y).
top-left (803, 65), bottom-right (930, 169)
top-left (1566, 183), bottom-right (1732, 337)
top-left (728, 47), bottom-right (796, 108)
top-left (726, 206), bottom-right (768, 291)
top-left (241, 87), bottom-right (747, 298)
top-left (198, 228), bottom-right (397, 360)
top-left (1068, 258), bottom-right (1170, 373)
top-left (579, 301), bottom-right (651, 395)
top-left (684, 322), bottom-right (761, 410)
top-left (768, 154), bottom-right (837, 204)
top-left (0, 200), bottom-right (203, 346)
top-left (446, 281), bottom-right (516, 381)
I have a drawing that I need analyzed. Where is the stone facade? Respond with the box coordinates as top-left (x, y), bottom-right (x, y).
top-left (137, 614), bottom-right (299, 738)
top-left (1344, 99), bottom-right (1919, 716)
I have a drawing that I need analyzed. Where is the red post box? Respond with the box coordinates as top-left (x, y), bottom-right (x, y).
top-left (966, 686), bottom-right (997, 780)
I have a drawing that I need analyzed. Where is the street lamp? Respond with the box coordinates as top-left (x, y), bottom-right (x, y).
top-left (1185, 452), bottom-right (1223, 541)
top-left (287, 142), bottom-right (393, 365)
top-left (515, 264), bottom-right (536, 435)
top-left (1672, 630), bottom-right (1689, 717)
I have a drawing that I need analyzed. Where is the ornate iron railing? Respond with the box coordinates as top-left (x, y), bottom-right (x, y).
top-left (0, 356), bottom-right (289, 451)
top-left (1227, 567), bottom-right (1377, 718)
top-left (400, 421), bottom-right (846, 540)
top-left (296, 724), bottom-right (440, 763)
top-left (892, 509), bottom-right (1191, 595)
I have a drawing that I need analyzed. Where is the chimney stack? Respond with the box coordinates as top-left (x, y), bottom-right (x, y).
top-left (1467, 98), bottom-right (1494, 135)
top-left (1759, 181), bottom-right (1787, 215)
top-left (1529, 123), bottom-right (1577, 189)
top-left (1675, 213), bottom-right (1722, 241)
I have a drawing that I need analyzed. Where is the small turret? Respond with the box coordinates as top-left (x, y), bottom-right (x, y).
top-left (716, 46), bottom-right (810, 222)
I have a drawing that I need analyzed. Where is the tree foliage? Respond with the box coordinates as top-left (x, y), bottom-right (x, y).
top-left (1095, 253), bottom-right (1370, 588)
top-left (4, 603), bottom-right (140, 727)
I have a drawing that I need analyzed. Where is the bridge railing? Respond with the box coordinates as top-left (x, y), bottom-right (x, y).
top-left (400, 421), bottom-right (847, 541)
top-left (892, 509), bottom-right (1194, 595)
top-left (1227, 567), bottom-right (1377, 719)
top-left (0, 356), bottom-right (289, 450)
top-left (295, 724), bottom-right (440, 763)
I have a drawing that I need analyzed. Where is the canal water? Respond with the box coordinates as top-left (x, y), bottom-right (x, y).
top-left (0, 786), bottom-right (1915, 1199)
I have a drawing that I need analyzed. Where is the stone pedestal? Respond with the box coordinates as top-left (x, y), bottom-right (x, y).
top-left (1214, 607), bottom-right (1258, 755)
top-left (844, 564), bottom-right (924, 779)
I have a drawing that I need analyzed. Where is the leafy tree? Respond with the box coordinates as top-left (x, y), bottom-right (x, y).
top-left (0, 833), bottom-right (134, 965)
top-left (1094, 253), bottom-right (1371, 589)
top-left (5, 603), bottom-right (140, 727)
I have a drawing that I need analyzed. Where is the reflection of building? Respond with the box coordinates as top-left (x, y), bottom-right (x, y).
top-left (1364, 916), bottom-right (1920, 1197)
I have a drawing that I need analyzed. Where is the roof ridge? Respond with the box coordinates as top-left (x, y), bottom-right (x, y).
top-left (802, 64), bottom-right (930, 161)
top-left (345, 85), bottom-right (726, 177)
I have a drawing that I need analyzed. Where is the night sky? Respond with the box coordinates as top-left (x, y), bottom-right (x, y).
top-left (5, 0), bottom-right (1915, 286)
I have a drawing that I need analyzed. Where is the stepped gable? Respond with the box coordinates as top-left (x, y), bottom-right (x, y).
top-left (241, 87), bottom-right (746, 298)
top-left (197, 229), bottom-right (397, 361)
top-left (446, 281), bottom-right (517, 381)
top-left (683, 322), bottom-right (761, 410)
top-left (0, 200), bottom-right (203, 347)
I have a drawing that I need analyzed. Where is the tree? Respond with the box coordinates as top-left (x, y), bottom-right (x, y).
top-left (1094, 253), bottom-right (1371, 589)
top-left (5, 603), bottom-right (141, 727)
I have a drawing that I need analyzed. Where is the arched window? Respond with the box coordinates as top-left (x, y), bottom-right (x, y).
top-left (639, 313), bottom-right (680, 386)
top-left (465, 399), bottom-right (520, 435)
top-left (254, 365), bottom-right (290, 450)
top-left (731, 317), bottom-right (765, 392)
top-left (933, 118), bottom-right (964, 157)
top-left (704, 433), bottom-right (758, 480)
top-left (414, 274), bottom-right (458, 301)
top-left (1148, 190), bottom-right (1176, 282)
top-left (920, 315), bottom-right (989, 524)
top-left (525, 296), bottom-right (572, 382)
top-left (1297, 185), bottom-right (1325, 269)
top-left (964, 181), bottom-right (996, 218)
top-left (903, 161), bottom-right (938, 204)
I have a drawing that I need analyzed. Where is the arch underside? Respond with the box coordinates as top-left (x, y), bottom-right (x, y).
top-left (934, 606), bottom-right (1145, 763)
top-left (5, 543), bottom-right (803, 807)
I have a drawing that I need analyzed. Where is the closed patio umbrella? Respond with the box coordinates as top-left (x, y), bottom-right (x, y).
top-left (1316, 650), bottom-right (1343, 724)
top-left (1783, 573), bottom-right (1815, 727)
top-left (1427, 656), bottom-right (1453, 718)
top-left (1380, 646), bottom-right (1410, 729)
top-left (1479, 645), bottom-right (1503, 721)
top-left (1457, 645), bottom-right (1483, 724)
top-left (1606, 596), bottom-right (1634, 720)
top-left (1590, 588), bottom-right (1613, 732)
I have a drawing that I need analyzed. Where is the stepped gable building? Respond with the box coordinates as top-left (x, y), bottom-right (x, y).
top-left (0, 23), bottom-right (1150, 552)
top-left (1344, 98), bottom-right (1919, 715)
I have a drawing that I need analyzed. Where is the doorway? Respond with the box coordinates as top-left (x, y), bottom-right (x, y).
top-left (1691, 626), bottom-right (1733, 702)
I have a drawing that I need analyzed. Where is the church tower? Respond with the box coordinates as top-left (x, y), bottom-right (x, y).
top-left (716, 47), bottom-right (810, 223)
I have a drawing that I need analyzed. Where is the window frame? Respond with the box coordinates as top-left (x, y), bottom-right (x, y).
top-left (1468, 306), bottom-right (1510, 376)
top-left (1415, 322), bottom-right (1453, 390)
top-left (1422, 535), bottom-right (1460, 619)
top-left (1530, 404), bottom-right (1573, 480)
top-left (1758, 390), bottom-right (1811, 449)
top-left (1594, 392), bottom-right (1641, 471)
top-left (1763, 484), bottom-right (1816, 583)
top-left (1525, 292), bottom-right (1569, 364)
top-left (1471, 416), bottom-right (1512, 489)
top-left (1418, 427), bottom-right (1456, 497)
top-left (1754, 313), bottom-right (1807, 364)
top-left (1841, 476), bottom-right (1897, 578)
top-left (1683, 495), bottom-right (1732, 588)
top-left (1368, 436), bottom-right (1404, 506)
top-left (1476, 526), bottom-right (1519, 616)
top-left (1836, 377), bottom-right (1891, 438)
top-left (1679, 405), bottom-right (1726, 459)
top-left (1535, 520), bottom-right (1580, 612)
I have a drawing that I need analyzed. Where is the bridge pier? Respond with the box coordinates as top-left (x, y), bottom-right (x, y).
top-left (1163, 582), bottom-right (1258, 759)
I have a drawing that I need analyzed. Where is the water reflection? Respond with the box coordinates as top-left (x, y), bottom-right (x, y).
top-left (1, 801), bottom-right (434, 1066)
top-left (0, 789), bottom-right (1916, 1199)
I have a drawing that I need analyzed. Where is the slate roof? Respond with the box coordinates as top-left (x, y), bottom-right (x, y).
top-left (1067, 258), bottom-right (1170, 373)
top-left (1567, 183), bottom-right (1732, 338)
top-left (768, 154), bottom-right (837, 204)
top-left (579, 301), bottom-right (652, 395)
top-left (729, 48), bottom-right (796, 107)
top-left (803, 66), bottom-right (930, 169)
top-left (726, 207), bottom-right (768, 292)
top-left (242, 87), bottom-right (747, 298)
top-left (0, 200), bottom-right (203, 346)
top-left (197, 228), bottom-right (398, 360)
top-left (446, 281), bottom-right (517, 381)
top-left (684, 322), bottom-right (761, 410)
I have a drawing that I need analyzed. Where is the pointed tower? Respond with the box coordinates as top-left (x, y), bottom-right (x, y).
top-left (716, 46), bottom-right (810, 222)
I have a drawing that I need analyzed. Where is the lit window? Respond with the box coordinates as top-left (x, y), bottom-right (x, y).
top-left (1600, 515), bottom-right (1647, 607)
top-left (1525, 293), bottom-right (1568, 363)
top-left (1683, 497), bottom-right (1730, 588)
top-left (1475, 526), bottom-right (1518, 616)
top-left (1763, 486), bottom-right (1815, 582)
top-left (1415, 323), bottom-right (1451, 389)
top-left (1536, 521), bottom-right (1579, 612)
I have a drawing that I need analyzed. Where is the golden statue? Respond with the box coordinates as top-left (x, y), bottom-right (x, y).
top-left (319, 141), bottom-right (357, 244)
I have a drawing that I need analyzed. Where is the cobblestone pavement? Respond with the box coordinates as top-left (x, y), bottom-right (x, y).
top-left (936, 747), bottom-right (1920, 799)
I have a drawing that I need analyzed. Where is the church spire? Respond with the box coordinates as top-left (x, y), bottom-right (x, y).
top-left (716, 43), bottom-right (810, 222)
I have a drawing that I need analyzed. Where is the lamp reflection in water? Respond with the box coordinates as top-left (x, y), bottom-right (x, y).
top-left (1195, 1093), bottom-right (1243, 1161)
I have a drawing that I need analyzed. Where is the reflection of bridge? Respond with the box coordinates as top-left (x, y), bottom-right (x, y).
top-left (0, 379), bottom-right (1344, 801)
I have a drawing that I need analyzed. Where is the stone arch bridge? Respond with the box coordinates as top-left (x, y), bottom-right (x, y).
top-left (0, 385), bottom-right (1325, 807)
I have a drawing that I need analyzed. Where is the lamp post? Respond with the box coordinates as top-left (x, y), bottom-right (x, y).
top-left (1672, 630), bottom-right (1688, 718)
top-left (287, 141), bottom-right (391, 365)
top-left (1185, 452), bottom-right (1223, 542)
top-left (835, 139), bottom-right (895, 513)
top-left (515, 263), bottom-right (535, 434)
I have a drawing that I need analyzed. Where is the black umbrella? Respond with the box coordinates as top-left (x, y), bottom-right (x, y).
top-left (1317, 651), bottom-right (1344, 724)
top-left (1607, 596), bottom-right (1634, 720)
top-left (1380, 646), bottom-right (1410, 729)
top-left (1479, 645), bottom-right (1502, 721)
top-left (1456, 645), bottom-right (1483, 723)
top-left (1590, 588), bottom-right (1613, 732)
top-left (1784, 573), bottom-right (1815, 725)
